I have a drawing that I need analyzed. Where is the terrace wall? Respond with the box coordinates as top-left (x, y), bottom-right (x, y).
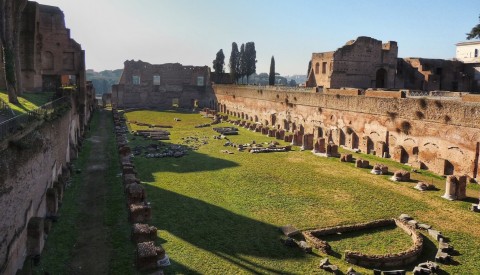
top-left (0, 96), bottom-right (82, 274)
top-left (213, 85), bottom-right (480, 178)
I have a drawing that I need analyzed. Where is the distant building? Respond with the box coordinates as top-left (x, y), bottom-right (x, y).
top-left (456, 41), bottom-right (480, 92)
top-left (111, 60), bottom-right (216, 109)
top-left (307, 36), bottom-right (474, 92)
top-left (306, 37), bottom-right (398, 89)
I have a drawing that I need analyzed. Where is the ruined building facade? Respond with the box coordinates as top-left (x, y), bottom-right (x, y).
top-left (0, 2), bottom-right (94, 274)
top-left (20, 2), bottom-right (86, 93)
top-left (306, 36), bottom-right (472, 92)
top-left (111, 60), bottom-right (215, 109)
top-left (306, 37), bottom-right (398, 89)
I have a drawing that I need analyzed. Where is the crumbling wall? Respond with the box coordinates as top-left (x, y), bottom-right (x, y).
top-left (112, 60), bottom-right (216, 109)
top-left (0, 97), bottom-right (81, 274)
top-left (213, 85), bottom-right (480, 177)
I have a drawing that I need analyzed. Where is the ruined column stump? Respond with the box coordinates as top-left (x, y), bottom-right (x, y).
top-left (132, 223), bottom-right (158, 244)
top-left (27, 217), bottom-right (45, 256)
top-left (136, 241), bottom-right (165, 271)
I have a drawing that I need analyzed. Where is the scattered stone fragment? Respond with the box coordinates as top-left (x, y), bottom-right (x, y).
top-left (298, 241), bottom-right (312, 253)
top-left (355, 159), bottom-right (369, 168)
top-left (417, 223), bottom-right (432, 230)
top-left (220, 150), bottom-right (234, 154)
top-left (319, 258), bottom-right (339, 274)
top-left (412, 266), bottom-right (432, 275)
top-left (346, 267), bottom-right (361, 275)
top-left (414, 182), bottom-right (436, 191)
top-left (379, 270), bottom-right (406, 275)
top-left (471, 204), bottom-right (479, 212)
top-left (435, 250), bottom-right (452, 263)
top-left (340, 153), bottom-right (353, 162)
top-left (280, 237), bottom-right (297, 247)
top-left (428, 229), bottom-right (443, 241)
top-left (399, 214), bottom-right (412, 221)
top-left (280, 225), bottom-right (300, 237)
top-left (174, 118), bottom-right (181, 121)
top-left (390, 170), bottom-right (410, 181)
top-left (371, 164), bottom-right (388, 175)
top-left (438, 239), bottom-right (454, 253)
top-left (407, 219), bottom-right (418, 227)
top-left (417, 261), bottom-right (439, 272)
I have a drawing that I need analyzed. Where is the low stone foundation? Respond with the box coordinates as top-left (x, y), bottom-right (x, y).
top-left (303, 219), bottom-right (423, 268)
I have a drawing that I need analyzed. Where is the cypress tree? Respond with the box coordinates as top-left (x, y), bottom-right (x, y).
top-left (269, 56), bottom-right (275, 86)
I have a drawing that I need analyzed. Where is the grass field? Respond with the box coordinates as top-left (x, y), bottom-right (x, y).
top-left (0, 91), bottom-right (54, 114)
top-left (124, 110), bottom-right (480, 274)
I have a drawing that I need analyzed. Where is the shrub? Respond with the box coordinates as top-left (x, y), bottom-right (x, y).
top-left (434, 100), bottom-right (443, 108)
top-left (444, 115), bottom-right (451, 123)
top-left (387, 111), bottom-right (397, 120)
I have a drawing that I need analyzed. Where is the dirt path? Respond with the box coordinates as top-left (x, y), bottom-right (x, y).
top-left (69, 110), bottom-right (111, 274)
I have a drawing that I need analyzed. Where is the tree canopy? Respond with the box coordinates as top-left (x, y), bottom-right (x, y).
top-left (212, 49), bottom-right (225, 74)
top-left (244, 42), bottom-right (257, 83)
top-left (229, 43), bottom-right (239, 83)
top-left (467, 15), bottom-right (480, 40)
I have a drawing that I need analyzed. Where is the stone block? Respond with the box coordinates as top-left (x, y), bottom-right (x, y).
top-left (391, 170), bottom-right (410, 182)
top-left (136, 241), bottom-right (165, 271)
top-left (132, 223), bottom-right (158, 244)
top-left (27, 217), bottom-right (45, 256)
top-left (435, 250), bottom-right (451, 263)
top-left (371, 164), bottom-right (388, 175)
top-left (126, 184), bottom-right (146, 205)
top-left (129, 203), bottom-right (152, 223)
top-left (340, 154), bottom-right (353, 162)
top-left (280, 225), bottom-right (300, 237)
top-left (326, 143), bottom-right (339, 157)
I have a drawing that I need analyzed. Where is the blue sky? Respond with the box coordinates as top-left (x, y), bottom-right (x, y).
top-left (38, 0), bottom-right (479, 75)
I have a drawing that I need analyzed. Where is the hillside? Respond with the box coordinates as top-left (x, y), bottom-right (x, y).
top-left (86, 69), bottom-right (123, 95)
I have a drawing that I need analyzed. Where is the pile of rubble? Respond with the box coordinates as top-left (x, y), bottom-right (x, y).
top-left (399, 214), bottom-right (456, 266)
top-left (213, 126), bottom-right (239, 135)
top-left (220, 139), bottom-right (291, 154)
top-left (129, 120), bottom-right (172, 128)
top-left (133, 129), bottom-right (170, 140)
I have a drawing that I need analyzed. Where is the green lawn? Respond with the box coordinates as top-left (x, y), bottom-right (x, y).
top-left (125, 110), bottom-right (480, 274)
top-left (0, 91), bottom-right (54, 114)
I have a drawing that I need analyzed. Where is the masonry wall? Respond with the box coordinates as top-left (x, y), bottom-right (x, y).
top-left (213, 85), bottom-right (480, 178)
top-left (0, 97), bottom-right (82, 274)
top-left (112, 60), bottom-right (216, 109)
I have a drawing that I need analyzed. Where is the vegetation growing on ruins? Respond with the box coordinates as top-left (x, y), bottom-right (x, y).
top-left (0, 91), bottom-right (53, 114)
top-left (121, 110), bottom-right (480, 274)
top-left (212, 49), bottom-right (225, 74)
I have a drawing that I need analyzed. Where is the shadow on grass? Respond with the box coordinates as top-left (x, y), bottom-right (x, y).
top-left (134, 149), bottom-right (240, 182)
top-left (146, 186), bottom-right (305, 274)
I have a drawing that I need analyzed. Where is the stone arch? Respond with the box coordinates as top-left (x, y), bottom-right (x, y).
top-left (270, 114), bottom-right (276, 126)
top-left (254, 115), bottom-right (259, 123)
top-left (376, 68), bottom-right (387, 88)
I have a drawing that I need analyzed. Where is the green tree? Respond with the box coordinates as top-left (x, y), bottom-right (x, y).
top-left (269, 56), bottom-right (275, 86)
top-left (245, 42), bottom-right (257, 84)
top-left (289, 79), bottom-right (297, 87)
top-left (212, 49), bottom-right (225, 74)
top-left (239, 43), bottom-right (246, 84)
top-left (229, 42), bottom-right (239, 83)
top-left (467, 15), bottom-right (480, 40)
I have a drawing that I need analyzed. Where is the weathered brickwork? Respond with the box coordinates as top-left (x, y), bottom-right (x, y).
top-left (111, 60), bottom-right (216, 109)
top-left (306, 36), bottom-right (472, 92)
top-left (213, 85), bottom-right (480, 178)
top-left (20, 2), bottom-right (86, 94)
